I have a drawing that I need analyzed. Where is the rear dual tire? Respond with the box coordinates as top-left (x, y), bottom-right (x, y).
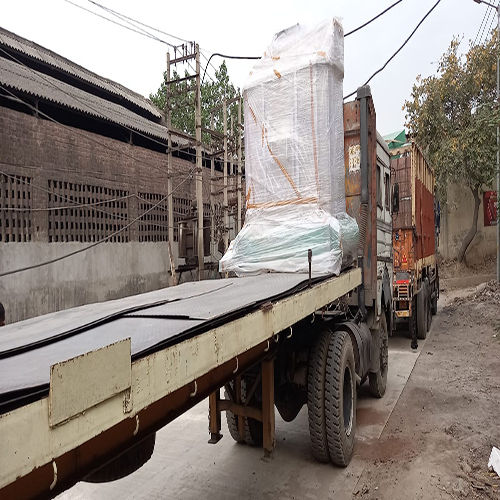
top-left (368, 312), bottom-right (388, 398)
top-left (307, 329), bottom-right (356, 467)
top-left (225, 378), bottom-right (263, 446)
top-left (416, 281), bottom-right (428, 340)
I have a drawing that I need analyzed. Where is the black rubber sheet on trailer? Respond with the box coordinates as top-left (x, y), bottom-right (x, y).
top-left (0, 273), bottom-right (328, 414)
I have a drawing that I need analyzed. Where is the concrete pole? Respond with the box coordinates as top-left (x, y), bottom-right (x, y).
top-left (210, 114), bottom-right (215, 258)
top-left (237, 97), bottom-right (242, 233)
top-left (230, 114), bottom-right (234, 241)
top-left (195, 44), bottom-right (204, 280)
top-left (223, 99), bottom-right (229, 252)
top-left (496, 5), bottom-right (499, 282)
top-left (166, 52), bottom-right (177, 286)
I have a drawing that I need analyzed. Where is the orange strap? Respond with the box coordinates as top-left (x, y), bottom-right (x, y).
top-left (245, 95), bottom-right (301, 199)
top-left (247, 196), bottom-right (317, 209)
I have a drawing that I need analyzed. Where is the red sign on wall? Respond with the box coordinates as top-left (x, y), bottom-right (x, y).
top-left (484, 190), bottom-right (497, 227)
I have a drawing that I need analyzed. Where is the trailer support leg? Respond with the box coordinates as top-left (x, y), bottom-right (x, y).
top-left (208, 389), bottom-right (222, 444)
top-left (261, 358), bottom-right (275, 456)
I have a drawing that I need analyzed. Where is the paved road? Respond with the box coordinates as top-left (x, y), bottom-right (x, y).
top-left (60, 336), bottom-right (423, 500)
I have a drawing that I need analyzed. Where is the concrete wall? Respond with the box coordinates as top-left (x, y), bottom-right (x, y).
top-left (438, 183), bottom-right (496, 264)
top-left (1, 242), bottom-right (173, 324)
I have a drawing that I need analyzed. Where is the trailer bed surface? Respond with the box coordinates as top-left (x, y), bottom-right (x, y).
top-left (0, 272), bottom-right (341, 411)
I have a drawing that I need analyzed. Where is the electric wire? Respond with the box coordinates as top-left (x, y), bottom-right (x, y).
top-left (201, 53), bottom-right (260, 85)
top-left (63, 0), bottom-right (217, 84)
top-left (86, 0), bottom-right (220, 80)
top-left (63, 0), bottom-right (177, 49)
top-left (0, 193), bottom-right (135, 211)
top-left (482, 2), bottom-right (499, 45)
top-left (343, 0), bottom-right (443, 100)
top-left (344, 0), bottom-right (404, 37)
top-left (473, 5), bottom-right (490, 47)
top-left (0, 165), bottom-right (197, 278)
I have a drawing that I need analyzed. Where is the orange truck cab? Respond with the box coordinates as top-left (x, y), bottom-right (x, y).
top-left (391, 142), bottom-right (439, 346)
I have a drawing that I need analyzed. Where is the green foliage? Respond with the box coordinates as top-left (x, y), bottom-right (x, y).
top-left (404, 31), bottom-right (499, 200)
top-left (149, 61), bottom-right (241, 144)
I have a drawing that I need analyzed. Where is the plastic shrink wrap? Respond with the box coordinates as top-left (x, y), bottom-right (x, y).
top-left (220, 19), bottom-right (358, 276)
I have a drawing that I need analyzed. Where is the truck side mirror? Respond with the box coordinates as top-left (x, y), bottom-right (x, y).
top-left (392, 183), bottom-right (399, 214)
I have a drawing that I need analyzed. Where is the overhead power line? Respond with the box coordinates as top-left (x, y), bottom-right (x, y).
top-left (344, 0), bottom-right (404, 37)
top-left (63, 0), bottom-right (177, 49)
top-left (63, 0), bottom-right (217, 83)
top-left (343, 0), bottom-right (443, 100)
top-left (473, 5), bottom-right (490, 47)
top-left (87, 0), bottom-right (189, 44)
top-left (201, 53), bottom-right (261, 85)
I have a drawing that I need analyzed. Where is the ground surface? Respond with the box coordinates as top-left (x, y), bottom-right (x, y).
top-left (355, 280), bottom-right (500, 499)
top-left (60, 280), bottom-right (500, 500)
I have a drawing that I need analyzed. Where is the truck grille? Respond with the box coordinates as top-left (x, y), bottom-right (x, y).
top-left (397, 284), bottom-right (409, 299)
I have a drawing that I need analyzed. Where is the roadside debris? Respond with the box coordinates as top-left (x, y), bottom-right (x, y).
top-left (452, 280), bottom-right (500, 307)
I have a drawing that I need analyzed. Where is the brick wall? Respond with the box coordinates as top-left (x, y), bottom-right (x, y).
top-left (0, 106), bottom-right (237, 323)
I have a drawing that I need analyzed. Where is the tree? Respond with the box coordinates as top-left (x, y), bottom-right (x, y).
top-left (404, 31), bottom-right (499, 263)
top-left (149, 61), bottom-right (241, 144)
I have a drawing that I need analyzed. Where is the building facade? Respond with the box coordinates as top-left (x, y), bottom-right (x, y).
top-left (0, 28), bottom-right (232, 323)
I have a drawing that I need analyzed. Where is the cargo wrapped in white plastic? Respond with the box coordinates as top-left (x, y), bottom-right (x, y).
top-left (220, 19), bottom-right (358, 276)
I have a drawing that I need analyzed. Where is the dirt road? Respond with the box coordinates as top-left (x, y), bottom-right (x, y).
top-left (355, 281), bottom-right (500, 499)
top-left (60, 281), bottom-right (500, 499)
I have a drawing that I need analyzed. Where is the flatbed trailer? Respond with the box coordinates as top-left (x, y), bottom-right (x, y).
top-left (0, 269), bottom-right (361, 498)
top-left (0, 86), bottom-right (392, 499)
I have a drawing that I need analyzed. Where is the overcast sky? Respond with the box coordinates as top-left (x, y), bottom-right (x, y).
top-left (1, 0), bottom-right (496, 134)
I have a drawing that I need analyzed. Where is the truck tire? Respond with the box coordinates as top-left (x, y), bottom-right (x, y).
top-left (325, 330), bottom-right (356, 467)
top-left (416, 283), bottom-right (427, 340)
top-left (84, 433), bottom-right (156, 483)
top-left (424, 278), bottom-right (432, 332)
top-left (225, 378), bottom-right (263, 446)
top-left (369, 312), bottom-right (388, 398)
top-left (307, 329), bottom-right (332, 463)
top-left (431, 273), bottom-right (439, 315)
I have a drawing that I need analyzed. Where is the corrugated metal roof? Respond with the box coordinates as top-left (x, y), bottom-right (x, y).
top-left (0, 26), bottom-right (162, 119)
top-left (0, 57), bottom-right (185, 144)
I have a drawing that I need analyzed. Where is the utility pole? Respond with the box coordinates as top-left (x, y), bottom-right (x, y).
top-left (237, 97), bottom-right (242, 233)
top-left (195, 44), bottom-right (204, 280)
top-left (210, 114), bottom-right (215, 259)
top-left (473, 0), bottom-right (500, 281)
top-left (165, 52), bottom-right (177, 286)
top-left (165, 42), bottom-right (204, 280)
top-left (230, 114), bottom-right (234, 240)
top-left (223, 99), bottom-right (229, 252)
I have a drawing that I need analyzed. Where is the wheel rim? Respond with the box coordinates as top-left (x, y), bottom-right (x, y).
top-left (343, 366), bottom-right (354, 437)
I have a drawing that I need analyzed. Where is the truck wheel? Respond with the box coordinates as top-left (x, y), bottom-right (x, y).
top-left (307, 330), bottom-right (332, 463)
top-left (325, 330), bottom-right (356, 467)
top-left (369, 312), bottom-right (388, 398)
top-left (425, 278), bottom-right (432, 332)
top-left (416, 282), bottom-right (427, 340)
top-left (225, 378), bottom-right (263, 446)
top-left (431, 273), bottom-right (438, 315)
